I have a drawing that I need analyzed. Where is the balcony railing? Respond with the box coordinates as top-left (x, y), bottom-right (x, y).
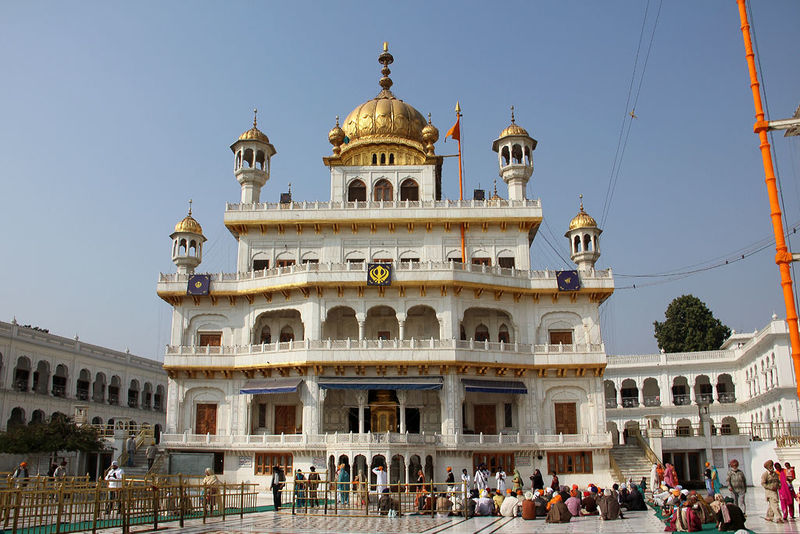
top-left (717, 392), bottom-right (736, 403)
top-left (158, 260), bottom-right (613, 285)
top-left (166, 338), bottom-right (605, 357)
top-left (621, 397), bottom-right (639, 408)
top-left (643, 396), bottom-right (661, 407)
top-left (696, 393), bottom-right (714, 404)
top-left (605, 399), bottom-right (617, 408)
top-left (225, 198), bottom-right (542, 212)
top-left (161, 431), bottom-right (613, 450)
top-left (672, 394), bottom-right (691, 406)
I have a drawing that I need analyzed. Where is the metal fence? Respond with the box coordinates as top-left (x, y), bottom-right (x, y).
top-left (278, 472), bottom-right (471, 518)
top-left (0, 476), bottom-right (259, 534)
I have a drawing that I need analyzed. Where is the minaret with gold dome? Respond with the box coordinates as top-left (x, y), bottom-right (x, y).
top-left (231, 109), bottom-right (276, 204)
top-left (566, 195), bottom-right (602, 272)
top-left (170, 200), bottom-right (206, 274)
top-left (492, 106), bottom-right (537, 201)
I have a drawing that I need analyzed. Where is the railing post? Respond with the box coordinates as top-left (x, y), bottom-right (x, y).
top-left (91, 480), bottom-right (100, 534)
top-left (178, 478), bottom-right (184, 528)
top-left (12, 489), bottom-right (21, 534)
top-left (153, 484), bottom-right (159, 531)
top-left (221, 483), bottom-right (226, 519)
top-left (240, 482), bottom-right (245, 518)
top-left (55, 484), bottom-right (65, 534)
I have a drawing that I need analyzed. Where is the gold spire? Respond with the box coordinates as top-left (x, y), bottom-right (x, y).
top-left (174, 199), bottom-right (204, 235)
top-left (238, 108), bottom-right (270, 143)
top-left (499, 105), bottom-right (529, 138)
top-left (569, 194), bottom-right (598, 230)
top-left (378, 42), bottom-right (394, 91)
top-left (455, 101), bottom-right (461, 114)
top-left (510, 105), bottom-right (515, 123)
top-left (253, 108), bottom-right (258, 128)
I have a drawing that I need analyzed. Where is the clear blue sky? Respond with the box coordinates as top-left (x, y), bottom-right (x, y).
top-left (1, 1), bottom-right (799, 360)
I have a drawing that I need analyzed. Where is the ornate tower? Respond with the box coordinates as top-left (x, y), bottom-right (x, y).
top-left (230, 110), bottom-right (276, 203)
top-left (565, 195), bottom-right (602, 271)
top-left (491, 107), bottom-right (537, 201)
top-left (170, 201), bottom-right (206, 274)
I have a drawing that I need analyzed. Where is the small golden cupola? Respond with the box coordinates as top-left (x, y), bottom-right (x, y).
top-left (565, 195), bottom-right (602, 271)
top-left (325, 43), bottom-right (439, 167)
top-left (171, 200), bottom-right (207, 275)
top-left (492, 106), bottom-right (538, 201)
top-left (230, 109), bottom-right (276, 204)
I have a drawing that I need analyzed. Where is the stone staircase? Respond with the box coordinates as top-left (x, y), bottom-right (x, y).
top-left (609, 443), bottom-right (653, 489)
top-left (120, 447), bottom-right (152, 479)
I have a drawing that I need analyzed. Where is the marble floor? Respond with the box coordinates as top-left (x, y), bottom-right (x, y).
top-left (98, 486), bottom-right (800, 533)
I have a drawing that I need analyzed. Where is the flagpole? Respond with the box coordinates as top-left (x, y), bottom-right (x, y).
top-left (456, 101), bottom-right (466, 263)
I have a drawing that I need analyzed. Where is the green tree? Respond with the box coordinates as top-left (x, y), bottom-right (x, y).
top-left (653, 294), bottom-right (731, 352)
top-left (0, 416), bottom-right (104, 455)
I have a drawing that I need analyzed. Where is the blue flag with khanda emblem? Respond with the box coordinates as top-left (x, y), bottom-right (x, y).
top-left (556, 270), bottom-right (580, 291)
top-left (367, 263), bottom-right (392, 286)
top-left (187, 274), bottom-right (211, 296)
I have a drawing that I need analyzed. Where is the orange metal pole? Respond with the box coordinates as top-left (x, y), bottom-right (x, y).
top-left (737, 0), bottom-right (800, 402)
top-left (456, 103), bottom-right (466, 263)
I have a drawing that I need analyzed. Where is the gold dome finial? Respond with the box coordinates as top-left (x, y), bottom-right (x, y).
top-left (378, 42), bottom-right (394, 91)
top-left (253, 108), bottom-right (258, 128)
top-left (174, 199), bottom-right (204, 235)
top-left (510, 105), bottom-right (515, 124)
top-left (188, 198), bottom-right (193, 216)
top-left (568, 194), bottom-right (598, 230)
top-left (328, 115), bottom-right (345, 155)
top-left (579, 193), bottom-right (584, 211)
top-left (422, 113), bottom-right (439, 156)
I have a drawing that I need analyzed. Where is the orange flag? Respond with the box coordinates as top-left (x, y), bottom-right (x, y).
top-left (445, 117), bottom-right (460, 142)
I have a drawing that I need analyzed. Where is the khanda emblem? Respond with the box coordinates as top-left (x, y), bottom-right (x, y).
top-left (367, 263), bottom-right (392, 286)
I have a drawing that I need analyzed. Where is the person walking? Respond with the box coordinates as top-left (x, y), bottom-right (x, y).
top-left (307, 466), bottom-right (320, 507)
top-left (530, 469), bottom-right (544, 490)
top-left (663, 463), bottom-right (678, 489)
top-left (337, 464), bottom-right (350, 505)
top-left (293, 468), bottom-right (306, 511)
top-left (704, 462), bottom-right (715, 496)
top-left (495, 466), bottom-right (507, 493)
top-left (761, 460), bottom-right (783, 523)
top-left (145, 442), bottom-right (157, 470)
top-left (12, 462), bottom-right (29, 488)
top-left (104, 461), bottom-right (125, 514)
top-left (271, 465), bottom-right (285, 510)
top-left (202, 468), bottom-right (221, 513)
top-left (445, 467), bottom-right (455, 494)
top-left (372, 465), bottom-right (388, 495)
top-left (474, 464), bottom-right (487, 492)
top-left (126, 435), bottom-right (136, 467)
top-left (775, 462), bottom-right (794, 520)
top-left (512, 467), bottom-right (523, 493)
top-left (726, 459), bottom-right (747, 515)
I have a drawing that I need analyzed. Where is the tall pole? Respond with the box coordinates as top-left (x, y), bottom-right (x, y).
top-left (456, 101), bottom-right (466, 263)
top-left (737, 0), bottom-right (800, 402)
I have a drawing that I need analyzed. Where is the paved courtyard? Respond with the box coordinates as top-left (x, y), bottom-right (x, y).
top-left (97, 487), bottom-right (800, 533)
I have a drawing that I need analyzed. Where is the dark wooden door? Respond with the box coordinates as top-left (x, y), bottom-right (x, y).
top-left (274, 405), bottom-right (296, 434)
top-left (554, 402), bottom-right (577, 434)
top-left (473, 404), bottom-right (497, 434)
top-left (196, 403), bottom-right (217, 435)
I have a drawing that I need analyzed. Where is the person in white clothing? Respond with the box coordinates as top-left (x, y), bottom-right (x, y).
top-left (475, 465), bottom-right (487, 492)
top-left (495, 466), bottom-right (507, 493)
top-left (104, 461), bottom-right (125, 514)
top-left (650, 463), bottom-right (660, 494)
top-left (372, 465), bottom-right (388, 494)
top-left (461, 468), bottom-right (471, 498)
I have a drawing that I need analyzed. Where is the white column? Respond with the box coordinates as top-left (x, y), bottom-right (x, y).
top-left (317, 388), bottom-right (327, 434)
top-left (638, 383), bottom-right (645, 407)
top-left (300, 377), bottom-right (320, 435)
top-left (357, 321), bottom-right (365, 340)
top-left (166, 380), bottom-right (179, 433)
top-left (616, 382), bottom-right (623, 407)
top-left (357, 392), bottom-right (366, 434)
top-left (440, 374), bottom-right (463, 435)
top-left (397, 391), bottom-right (407, 433)
top-left (398, 320), bottom-right (406, 341)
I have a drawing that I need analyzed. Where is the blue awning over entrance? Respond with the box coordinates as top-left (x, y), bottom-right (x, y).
top-left (461, 379), bottom-right (527, 394)
top-left (240, 378), bottom-right (303, 395)
top-left (318, 377), bottom-right (443, 391)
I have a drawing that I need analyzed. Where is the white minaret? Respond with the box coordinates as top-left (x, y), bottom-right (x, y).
top-left (491, 106), bottom-right (537, 201)
top-left (230, 109), bottom-right (276, 204)
top-left (565, 195), bottom-right (602, 272)
top-left (170, 200), bottom-right (206, 274)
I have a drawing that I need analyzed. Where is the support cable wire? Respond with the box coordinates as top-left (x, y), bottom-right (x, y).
top-left (600, 0), bottom-right (663, 229)
top-left (541, 219), bottom-right (573, 267)
top-left (747, 0), bottom-right (800, 315)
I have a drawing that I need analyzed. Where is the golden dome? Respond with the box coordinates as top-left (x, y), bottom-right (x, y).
top-left (328, 116), bottom-right (345, 148)
top-left (339, 44), bottom-right (428, 155)
top-left (175, 214), bottom-right (203, 235)
top-left (569, 196), bottom-right (597, 230)
top-left (498, 106), bottom-right (530, 138)
top-left (174, 201), bottom-right (203, 235)
top-left (237, 109), bottom-right (270, 143)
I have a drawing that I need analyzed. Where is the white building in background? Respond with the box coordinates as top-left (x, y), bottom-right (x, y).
top-left (605, 315), bottom-right (800, 485)
top-left (157, 44), bottom-right (617, 486)
top-left (0, 318), bottom-right (168, 475)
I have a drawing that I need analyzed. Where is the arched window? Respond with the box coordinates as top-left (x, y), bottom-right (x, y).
top-left (498, 324), bottom-right (510, 343)
top-left (373, 179), bottom-right (393, 201)
top-left (380, 153), bottom-right (386, 165)
top-left (460, 324), bottom-right (466, 341)
top-left (583, 234), bottom-right (591, 252)
top-left (573, 235), bottom-right (581, 253)
top-left (243, 148), bottom-right (254, 168)
top-left (372, 154), bottom-right (377, 165)
top-left (474, 324), bottom-right (489, 342)
top-left (389, 154), bottom-right (395, 164)
top-left (511, 144), bottom-right (523, 164)
top-left (400, 179), bottom-right (419, 201)
top-left (501, 146), bottom-right (510, 166)
top-left (524, 146), bottom-right (531, 165)
top-left (260, 326), bottom-right (272, 344)
top-left (348, 179), bottom-right (366, 202)
top-left (279, 326), bottom-right (294, 343)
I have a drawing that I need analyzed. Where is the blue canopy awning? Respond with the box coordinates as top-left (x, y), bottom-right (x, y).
top-left (240, 378), bottom-right (303, 395)
top-left (461, 379), bottom-right (527, 394)
top-left (318, 377), bottom-right (443, 391)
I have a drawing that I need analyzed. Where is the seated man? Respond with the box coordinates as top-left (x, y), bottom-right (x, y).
top-left (521, 491), bottom-right (536, 520)
top-left (474, 491), bottom-right (494, 516)
top-left (545, 494), bottom-right (571, 523)
top-left (713, 494), bottom-right (745, 532)
top-left (435, 493), bottom-right (452, 515)
top-left (533, 490), bottom-right (548, 517)
top-left (499, 489), bottom-right (521, 517)
top-left (565, 490), bottom-right (581, 516)
top-left (598, 489), bottom-right (623, 520)
top-left (492, 489), bottom-right (504, 515)
top-left (581, 490), bottom-right (598, 515)
top-left (625, 485), bottom-right (647, 511)
top-left (378, 488), bottom-right (399, 515)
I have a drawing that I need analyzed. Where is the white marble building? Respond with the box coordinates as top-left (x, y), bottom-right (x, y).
top-left (0, 318), bottom-right (167, 433)
top-left (158, 45), bottom-right (616, 486)
top-left (605, 315), bottom-right (800, 484)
